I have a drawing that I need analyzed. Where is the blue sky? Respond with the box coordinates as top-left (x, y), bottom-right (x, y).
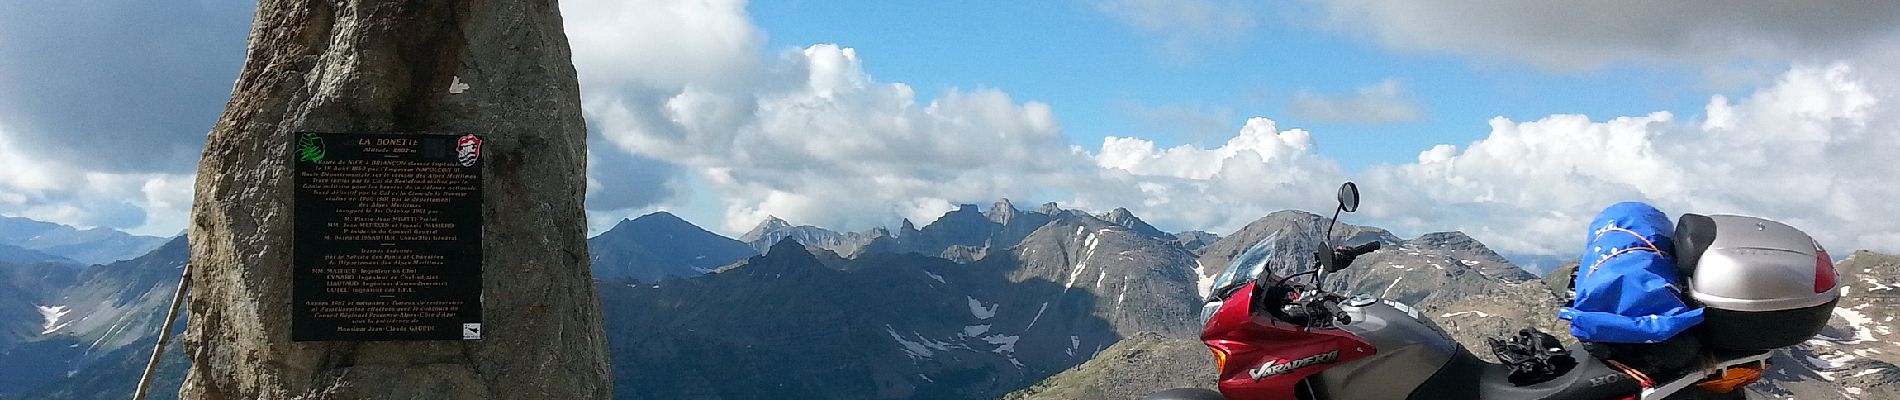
top-left (3, 1), bottom-right (1900, 259)
top-left (746, 1), bottom-right (1732, 169)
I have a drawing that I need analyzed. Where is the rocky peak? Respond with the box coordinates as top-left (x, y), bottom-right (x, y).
top-left (1098, 207), bottom-right (1173, 241)
top-left (590, 211), bottom-right (757, 283)
top-left (764, 237), bottom-right (816, 259)
top-left (1409, 231), bottom-right (1480, 250)
top-left (605, 211), bottom-right (686, 234)
top-left (987, 198), bottom-right (1021, 225)
top-left (1174, 231), bottom-right (1220, 252)
top-left (739, 215), bottom-right (794, 243)
top-left (899, 218), bottom-right (918, 237)
top-left (1401, 231), bottom-right (1529, 281)
top-left (1038, 202), bottom-right (1063, 215)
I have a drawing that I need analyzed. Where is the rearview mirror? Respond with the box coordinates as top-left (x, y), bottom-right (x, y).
top-left (1337, 182), bottom-right (1360, 213)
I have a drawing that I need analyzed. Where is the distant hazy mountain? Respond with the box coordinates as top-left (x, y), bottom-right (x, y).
top-left (738, 215), bottom-right (884, 256)
top-left (588, 212), bottom-right (757, 284)
top-left (0, 216), bottom-right (168, 265)
top-left (856, 199), bottom-right (1082, 262)
top-left (0, 243), bottom-right (72, 265)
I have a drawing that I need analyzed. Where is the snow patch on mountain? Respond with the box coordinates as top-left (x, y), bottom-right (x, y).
top-left (925, 270), bottom-right (946, 284)
top-left (985, 334), bottom-right (1020, 354)
top-left (1834, 307), bottom-right (1877, 344)
top-left (1115, 281), bottom-right (1128, 312)
top-left (1026, 302), bottom-right (1049, 329)
top-left (963, 324), bottom-right (991, 337)
top-left (1380, 276), bottom-right (1405, 299)
top-left (968, 296), bottom-right (998, 320)
top-left (887, 325), bottom-right (935, 359)
top-left (37, 305), bottom-right (71, 335)
top-left (1195, 260), bottom-right (1213, 299)
top-left (1064, 232), bottom-right (1102, 290)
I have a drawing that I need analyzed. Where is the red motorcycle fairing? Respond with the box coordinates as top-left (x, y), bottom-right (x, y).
top-left (1203, 282), bottom-right (1376, 400)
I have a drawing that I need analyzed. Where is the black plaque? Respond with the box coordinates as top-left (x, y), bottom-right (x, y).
top-left (292, 132), bottom-right (484, 341)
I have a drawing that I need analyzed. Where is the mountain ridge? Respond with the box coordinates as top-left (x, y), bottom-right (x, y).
top-left (0, 215), bottom-right (168, 265)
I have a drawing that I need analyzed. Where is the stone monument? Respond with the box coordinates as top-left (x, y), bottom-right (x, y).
top-left (182, 1), bottom-right (612, 398)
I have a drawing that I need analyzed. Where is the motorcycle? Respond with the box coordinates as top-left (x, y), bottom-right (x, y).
top-left (1147, 182), bottom-right (1776, 400)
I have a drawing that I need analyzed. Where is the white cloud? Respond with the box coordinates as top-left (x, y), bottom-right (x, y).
top-left (1361, 63), bottom-right (1898, 256)
top-left (561, 0), bottom-right (764, 91)
top-left (575, 35), bottom-right (1090, 233)
top-left (1311, 1), bottom-right (1900, 70)
top-left (1079, 118), bottom-right (1348, 232)
top-left (1287, 78), bottom-right (1424, 124)
top-left (561, 1), bottom-right (1900, 260)
top-left (0, 123), bottom-right (192, 236)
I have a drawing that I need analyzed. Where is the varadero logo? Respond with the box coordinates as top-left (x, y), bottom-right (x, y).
top-left (1249, 351), bottom-right (1340, 381)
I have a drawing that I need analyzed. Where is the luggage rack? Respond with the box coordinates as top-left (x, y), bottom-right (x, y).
top-left (1640, 351), bottom-right (1772, 399)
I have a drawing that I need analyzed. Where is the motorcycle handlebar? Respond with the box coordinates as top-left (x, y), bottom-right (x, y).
top-left (1313, 295), bottom-right (1350, 325)
top-left (1344, 241), bottom-right (1382, 258)
top-left (1322, 241), bottom-right (1382, 273)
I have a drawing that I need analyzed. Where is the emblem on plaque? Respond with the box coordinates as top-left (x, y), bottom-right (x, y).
top-left (297, 132), bottom-right (327, 163)
top-left (457, 134), bottom-right (483, 167)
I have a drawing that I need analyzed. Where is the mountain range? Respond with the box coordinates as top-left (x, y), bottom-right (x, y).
top-left (0, 215), bottom-right (169, 266)
top-left (0, 206), bottom-right (1888, 399)
top-left (0, 236), bottom-right (188, 399)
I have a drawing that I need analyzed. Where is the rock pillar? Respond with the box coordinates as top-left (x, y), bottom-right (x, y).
top-left (182, 1), bottom-right (611, 398)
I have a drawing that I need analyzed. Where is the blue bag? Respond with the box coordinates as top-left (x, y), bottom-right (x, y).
top-left (1558, 202), bottom-right (1705, 344)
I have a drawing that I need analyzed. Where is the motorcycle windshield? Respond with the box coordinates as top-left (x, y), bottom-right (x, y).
top-left (1207, 232), bottom-right (1280, 301)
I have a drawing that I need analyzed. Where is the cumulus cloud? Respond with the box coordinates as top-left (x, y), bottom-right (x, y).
top-left (560, 0), bottom-right (1900, 259)
top-left (1361, 63), bottom-right (1898, 255)
top-left (1287, 78), bottom-right (1424, 124)
top-left (1310, 1), bottom-right (1900, 70)
top-left (1086, 62), bottom-right (1900, 257)
top-left (562, 0), bottom-right (765, 91)
top-left (1081, 118), bottom-right (1347, 232)
top-left (580, 40), bottom-right (1090, 233)
top-left (560, 0), bottom-right (779, 219)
